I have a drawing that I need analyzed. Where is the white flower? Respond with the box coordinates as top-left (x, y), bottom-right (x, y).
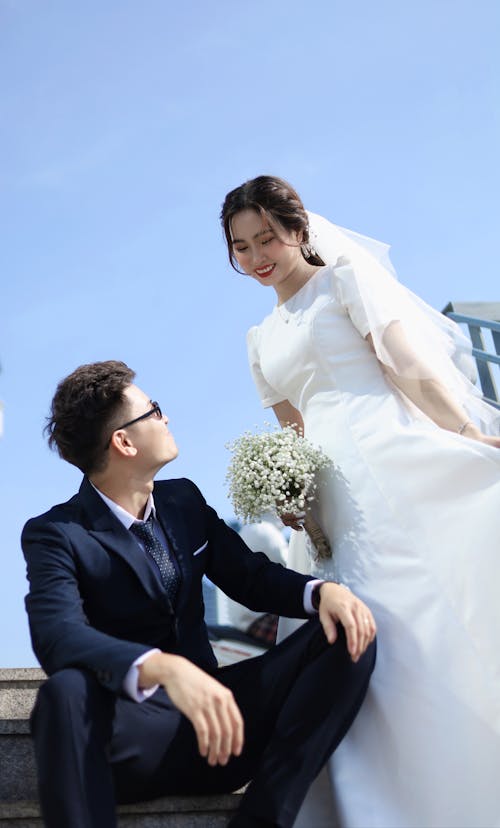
top-left (225, 425), bottom-right (332, 523)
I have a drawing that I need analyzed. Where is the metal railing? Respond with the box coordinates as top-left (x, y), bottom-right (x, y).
top-left (442, 310), bottom-right (500, 410)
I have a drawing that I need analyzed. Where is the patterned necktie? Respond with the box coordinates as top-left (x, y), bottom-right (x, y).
top-left (130, 515), bottom-right (179, 603)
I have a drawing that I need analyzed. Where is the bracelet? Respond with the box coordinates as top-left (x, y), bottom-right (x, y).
top-left (457, 420), bottom-right (472, 435)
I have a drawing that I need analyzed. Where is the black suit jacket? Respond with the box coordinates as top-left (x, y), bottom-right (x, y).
top-left (22, 477), bottom-right (313, 694)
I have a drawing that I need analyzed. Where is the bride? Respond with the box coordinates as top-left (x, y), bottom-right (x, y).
top-left (220, 175), bottom-right (500, 828)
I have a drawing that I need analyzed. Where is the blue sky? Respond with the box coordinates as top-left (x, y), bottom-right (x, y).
top-left (1, 0), bottom-right (499, 666)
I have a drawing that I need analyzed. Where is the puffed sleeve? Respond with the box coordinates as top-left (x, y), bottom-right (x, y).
top-left (309, 210), bottom-right (500, 433)
top-left (330, 258), bottom-right (372, 338)
top-left (247, 325), bottom-right (286, 408)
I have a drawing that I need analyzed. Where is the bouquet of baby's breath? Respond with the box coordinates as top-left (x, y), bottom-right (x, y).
top-left (226, 425), bottom-right (332, 559)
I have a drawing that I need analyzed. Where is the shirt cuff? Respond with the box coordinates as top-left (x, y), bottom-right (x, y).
top-left (123, 649), bottom-right (161, 702)
top-left (303, 580), bottom-right (325, 614)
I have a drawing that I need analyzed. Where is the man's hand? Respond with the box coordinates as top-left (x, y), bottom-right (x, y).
top-left (138, 652), bottom-right (244, 766)
top-left (316, 582), bottom-right (376, 662)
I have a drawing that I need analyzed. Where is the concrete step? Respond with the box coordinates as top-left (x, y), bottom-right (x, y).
top-left (0, 669), bottom-right (45, 719)
top-left (0, 669), bottom-right (242, 826)
top-left (0, 794), bottom-right (241, 826)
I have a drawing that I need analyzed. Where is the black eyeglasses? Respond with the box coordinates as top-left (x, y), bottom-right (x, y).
top-left (115, 401), bottom-right (162, 431)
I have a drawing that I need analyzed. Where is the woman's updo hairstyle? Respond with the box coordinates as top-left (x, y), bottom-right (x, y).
top-left (220, 175), bottom-right (325, 272)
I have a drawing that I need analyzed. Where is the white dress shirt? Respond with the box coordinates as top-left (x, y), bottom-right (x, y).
top-left (92, 485), bottom-right (160, 702)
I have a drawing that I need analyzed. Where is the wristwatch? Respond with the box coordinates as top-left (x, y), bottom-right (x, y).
top-left (312, 580), bottom-right (351, 611)
top-left (311, 581), bottom-right (326, 611)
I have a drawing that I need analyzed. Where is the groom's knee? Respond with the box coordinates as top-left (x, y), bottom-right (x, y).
top-left (37, 668), bottom-right (96, 705)
top-left (321, 626), bottom-right (376, 692)
top-left (32, 668), bottom-right (110, 731)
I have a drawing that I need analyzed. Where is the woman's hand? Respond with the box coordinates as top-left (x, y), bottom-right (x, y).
top-left (280, 512), bottom-right (305, 532)
top-left (478, 435), bottom-right (500, 448)
top-left (471, 434), bottom-right (500, 449)
top-left (461, 422), bottom-right (500, 449)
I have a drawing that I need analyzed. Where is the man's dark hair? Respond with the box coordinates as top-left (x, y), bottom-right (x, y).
top-left (45, 360), bottom-right (135, 475)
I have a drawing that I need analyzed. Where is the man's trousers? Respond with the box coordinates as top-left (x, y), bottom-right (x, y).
top-left (31, 618), bottom-right (376, 828)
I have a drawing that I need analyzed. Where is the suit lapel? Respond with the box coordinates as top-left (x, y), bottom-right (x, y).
top-left (79, 477), bottom-right (168, 606)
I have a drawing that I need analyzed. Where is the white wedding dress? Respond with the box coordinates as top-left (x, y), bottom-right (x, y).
top-left (247, 264), bottom-right (500, 828)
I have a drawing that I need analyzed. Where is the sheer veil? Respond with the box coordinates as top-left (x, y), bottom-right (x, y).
top-left (307, 211), bottom-right (500, 433)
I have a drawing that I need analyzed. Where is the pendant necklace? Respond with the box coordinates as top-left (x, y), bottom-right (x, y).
top-left (276, 266), bottom-right (321, 324)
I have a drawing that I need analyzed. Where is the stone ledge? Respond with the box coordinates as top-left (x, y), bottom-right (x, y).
top-left (0, 670), bottom-right (46, 721)
top-left (0, 696), bottom-right (37, 722)
top-left (0, 720), bottom-right (30, 734)
top-left (0, 672), bottom-right (244, 825)
top-left (0, 670), bottom-right (46, 688)
top-left (0, 794), bottom-right (242, 827)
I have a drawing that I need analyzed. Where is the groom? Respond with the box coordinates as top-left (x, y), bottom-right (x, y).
top-left (22, 360), bottom-right (376, 828)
